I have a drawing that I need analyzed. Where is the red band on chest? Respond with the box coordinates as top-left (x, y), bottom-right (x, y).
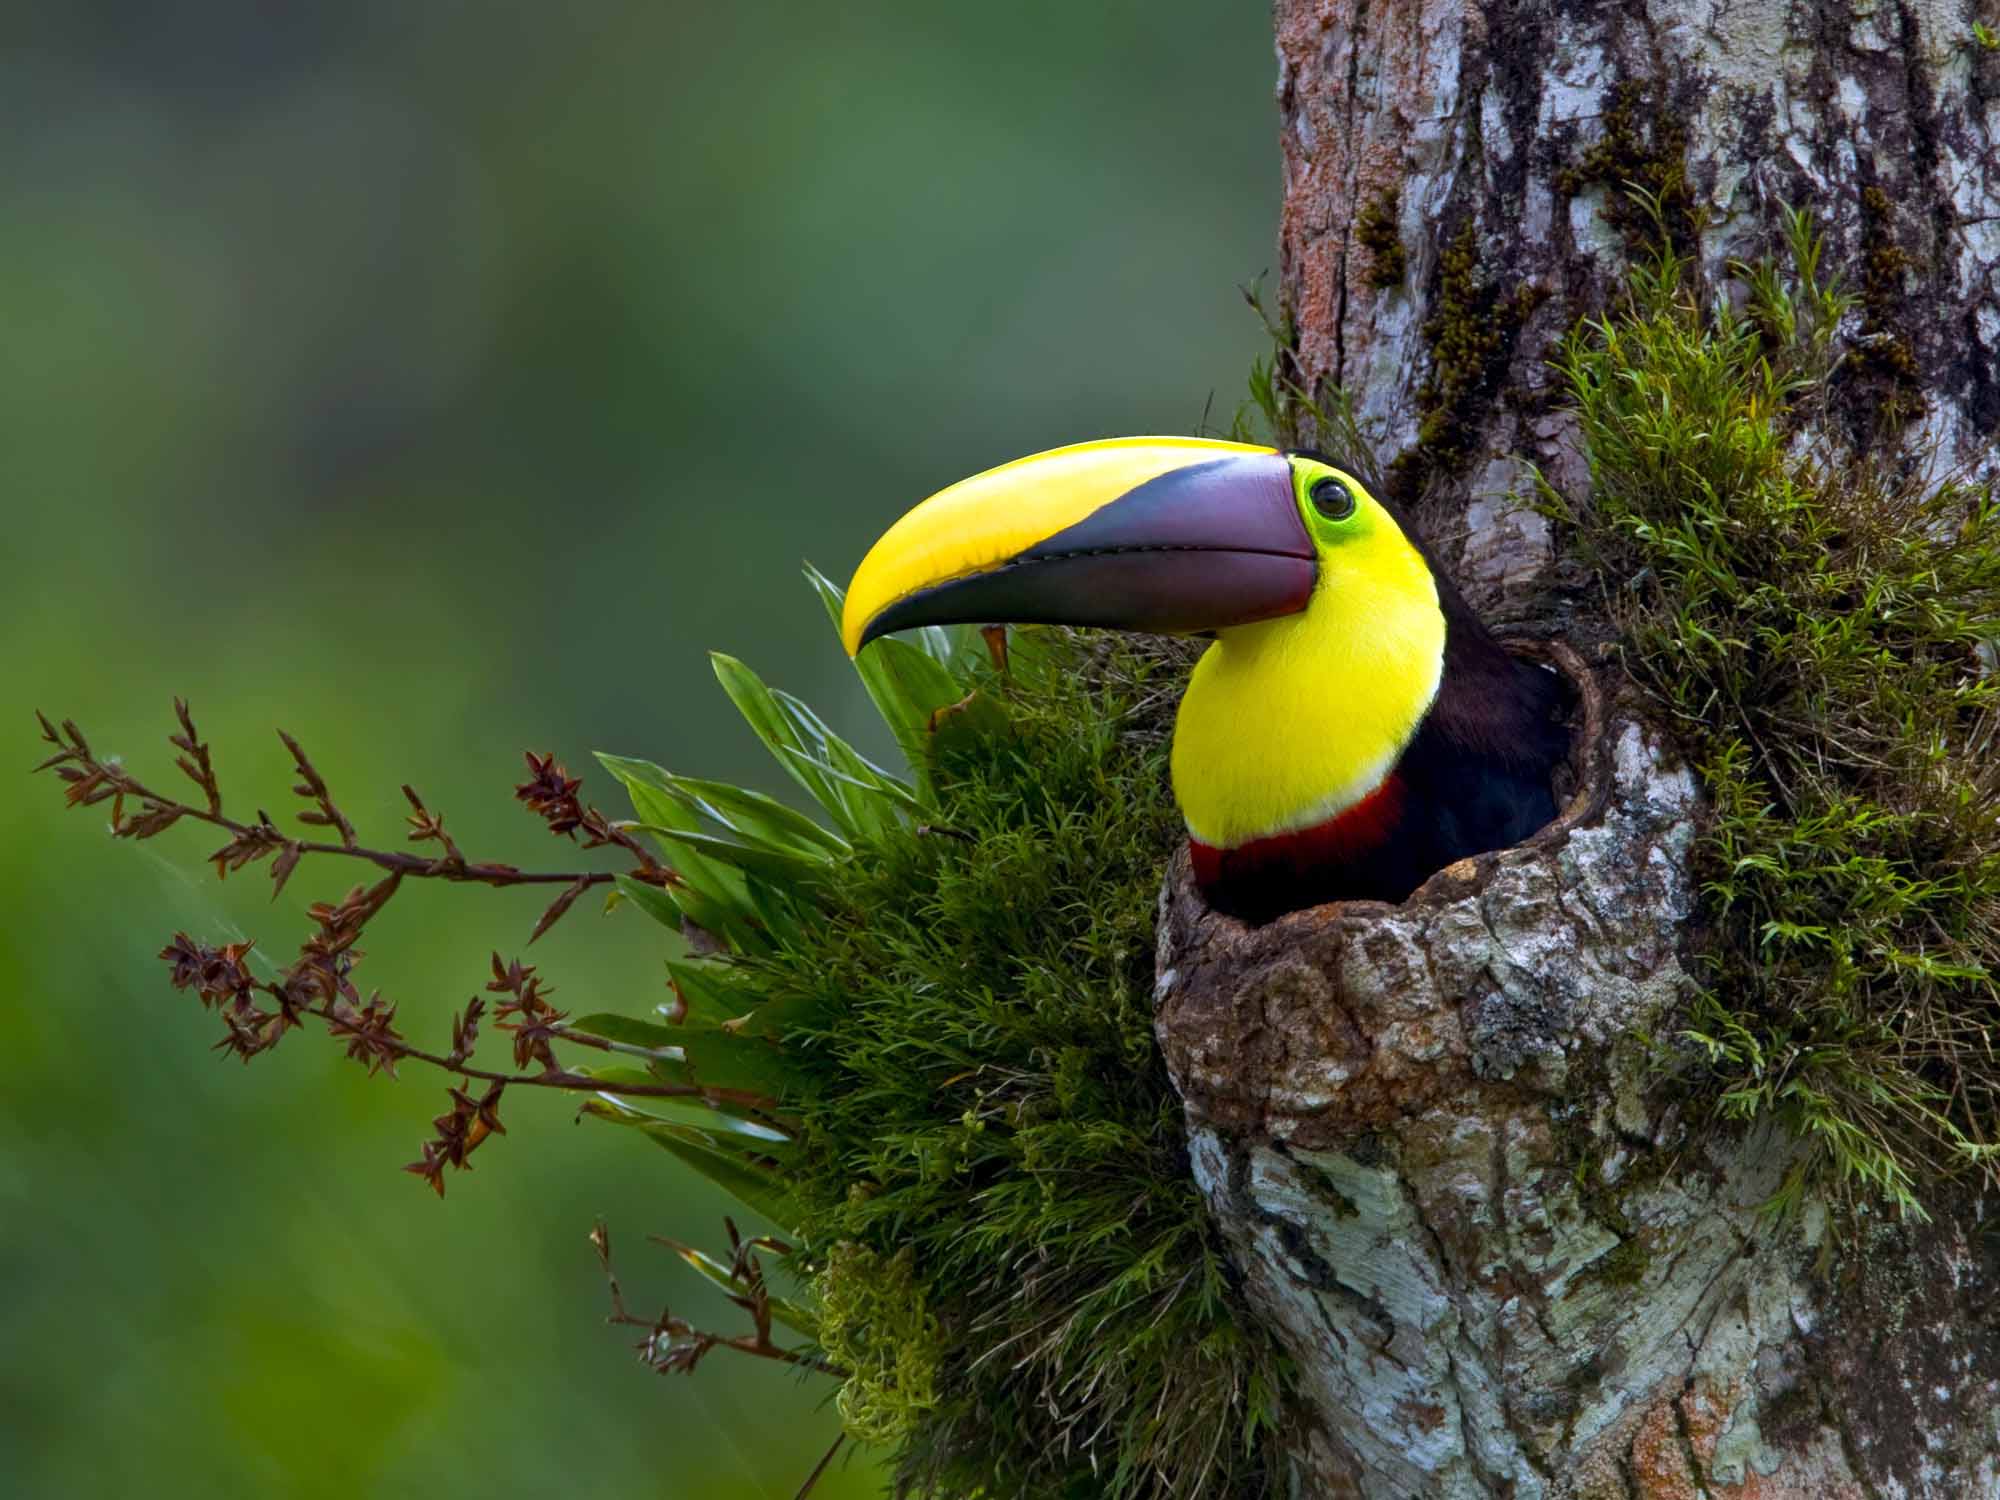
top-left (1189, 773), bottom-right (1406, 889)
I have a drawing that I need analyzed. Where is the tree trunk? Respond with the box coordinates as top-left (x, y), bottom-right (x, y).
top-left (1153, 4), bottom-right (2000, 1494)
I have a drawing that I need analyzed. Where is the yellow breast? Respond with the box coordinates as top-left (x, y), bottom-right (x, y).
top-left (1169, 535), bottom-right (1444, 850)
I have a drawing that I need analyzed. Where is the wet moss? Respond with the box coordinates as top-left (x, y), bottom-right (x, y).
top-left (1552, 79), bottom-right (1699, 260)
top-left (1852, 184), bottom-right (1925, 427)
top-left (1355, 186), bottom-right (1407, 291)
top-left (1386, 219), bottom-right (1548, 503)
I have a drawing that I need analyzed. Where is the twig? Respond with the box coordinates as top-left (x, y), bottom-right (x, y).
top-left (794, 1433), bottom-right (846, 1499)
top-left (34, 707), bottom-right (676, 911)
top-left (590, 1220), bottom-right (843, 1380)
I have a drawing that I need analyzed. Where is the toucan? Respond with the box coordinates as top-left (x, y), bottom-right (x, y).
top-left (840, 437), bottom-right (1569, 921)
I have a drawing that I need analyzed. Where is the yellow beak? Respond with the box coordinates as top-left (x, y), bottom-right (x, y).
top-left (842, 437), bottom-right (1314, 655)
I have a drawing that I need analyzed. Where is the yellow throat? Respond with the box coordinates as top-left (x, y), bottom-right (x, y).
top-left (1169, 476), bottom-right (1446, 851)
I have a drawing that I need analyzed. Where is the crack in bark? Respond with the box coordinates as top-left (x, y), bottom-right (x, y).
top-left (1331, 0), bottom-right (1369, 395)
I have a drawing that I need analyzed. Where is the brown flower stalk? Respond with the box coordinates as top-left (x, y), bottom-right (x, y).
top-left (37, 702), bottom-right (780, 1197)
top-left (35, 708), bottom-right (674, 917)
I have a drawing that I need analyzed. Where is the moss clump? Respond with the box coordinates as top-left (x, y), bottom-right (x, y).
top-left (1355, 186), bottom-right (1407, 290)
top-left (586, 589), bottom-right (1288, 1494)
top-left (1552, 78), bottom-right (1699, 259)
top-left (813, 1242), bottom-right (946, 1445)
top-left (1386, 219), bottom-right (1547, 502)
top-left (1547, 214), bottom-right (2000, 1219)
top-left (1592, 1235), bottom-right (1652, 1289)
top-left (597, 618), bottom-right (1288, 1498)
top-left (1852, 184), bottom-right (1925, 427)
top-left (764, 631), bottom-right (1285, 1497)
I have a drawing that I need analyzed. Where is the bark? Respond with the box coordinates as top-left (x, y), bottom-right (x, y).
top-left (1151, 4), bottom-right (2000, 1494)
top-left (1268, 0), bottom-right (2000, 617)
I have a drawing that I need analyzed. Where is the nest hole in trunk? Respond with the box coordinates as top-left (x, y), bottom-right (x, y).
top-left (1151, 639), bottom-right (1681, 1150)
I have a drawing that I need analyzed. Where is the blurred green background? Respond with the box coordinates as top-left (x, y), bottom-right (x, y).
top-left (2, 5), bottom-right (1275, 1495)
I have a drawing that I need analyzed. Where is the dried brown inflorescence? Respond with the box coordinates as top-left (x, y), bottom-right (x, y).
top-left (33, 703), bottom-right (734, 1196)
top-left (35, 700), bottom-right (831, 1424)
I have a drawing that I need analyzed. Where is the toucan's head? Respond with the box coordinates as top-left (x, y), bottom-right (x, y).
top-left (842, 436), bottom-right (1564, 917)
top-left (840, 437), bottom-right (1426, 655)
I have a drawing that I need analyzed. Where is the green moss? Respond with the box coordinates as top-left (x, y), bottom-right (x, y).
top-left (621, 626), bottom-right (1288, 1498)
top-left (1386, 219), bottom-right (1547, 502)
top-left (589, 597), bottom-right (1287, 1494)
top-left (768, 633), bottom-right (1285, 1497)
top-left (1552, 79), bottom-right (1699, 259)
top-left (1544, 213), bottom-right (2000, 1221)
top-left (1593, 1235), bottom-right (1652, 1290)
top-left (814, 1242), bottom-right (946, 1445)
top-left (1355, 186), bottom-right (1407, 291)
top-left (1853, 184), bottom-right (1925, 426)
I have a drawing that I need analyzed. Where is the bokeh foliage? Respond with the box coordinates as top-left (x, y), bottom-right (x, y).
top-left (3, 5), bottom-right (1276, 1496)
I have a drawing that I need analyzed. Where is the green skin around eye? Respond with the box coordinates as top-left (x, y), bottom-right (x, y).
top-left (1288, 458), bottom-right (1371, 545)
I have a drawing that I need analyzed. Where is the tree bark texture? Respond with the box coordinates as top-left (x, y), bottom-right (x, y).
top-left (1268, 0), bottom-right (2000, 617)
top-left (1152, 5), bottom-right (2000, 1495)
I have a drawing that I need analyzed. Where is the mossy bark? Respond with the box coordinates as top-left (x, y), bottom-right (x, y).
top-left (1151, 4), bottom-right (2000, 1494)
top-left (1267, 0), bottom-right (2000, 619)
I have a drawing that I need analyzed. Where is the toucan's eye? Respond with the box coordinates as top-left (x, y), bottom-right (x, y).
top-left (1309, 476), bottom-right (1356, 521)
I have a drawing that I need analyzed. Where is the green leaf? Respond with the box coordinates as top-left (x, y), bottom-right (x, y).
top-left (803, 561), bottom-right (966, 765)
top-left (568, 988), bottom-right (800, 1096)
top-left (774, 688), bottom-right (911, 836)
top-left (867, 636), bottom-right (965, 731)
top-left (656, 775), bottom-right (847, 856)
top-left (665, 959), bottom-right (821, 1041)
top-left (606, 738), bottom-right (847, 860)
top-left (665, 1240), bottom-right (818, 1338)
top-left (596, 755), bottom-right (750, 907)
top-left (611, 872), bottom-right (684, 931)
top-left (709, 652), bottom-right (844, 809)
top-left (672, 1028), bottom-right (798, 1097)
top-left (581, 1100), bottom-right (802, 1231)
top-left (775, 742), bottom-right (912, 838)
top-left (610, 871), bottom-right (757, 956)
top-left (628, 824), bottom-right (831, 890)
top-left (926, 686), bottom-right (1011, 756)
top-left (663, 958), bottom-right (760, 1026)
top-left (712, 651), bottom-right (909, 840)
top-left (566, 1012), bottom-right (686, 1053)
top-left (741, 871), bottom-right (812, 952)
top-left (579, 1080), bottom-right (793, 1146)
top-left (783, 751), bottom-right (926, 817)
